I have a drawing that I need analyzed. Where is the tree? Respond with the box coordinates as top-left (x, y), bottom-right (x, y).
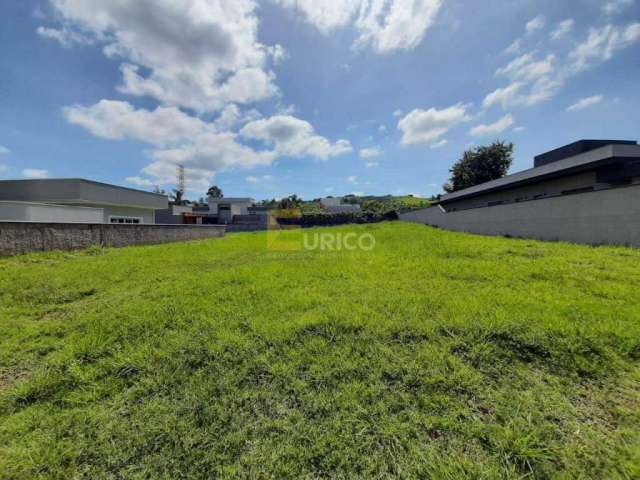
top-left (278, 194), bottom-right (302, 210)
top-left (443, 141), bottom-right (514, 193)
top-left (207, 185), bottom-right (223, 198)
top-left (170, 188), bottom-right (185, 205)
top-left (152, 186), bottom-right (167, 195)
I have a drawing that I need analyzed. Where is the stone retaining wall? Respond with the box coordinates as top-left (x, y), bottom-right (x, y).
top-left (0, 222), bottom-right (226, 256)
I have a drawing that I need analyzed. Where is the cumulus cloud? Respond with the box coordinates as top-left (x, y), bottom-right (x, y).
top-left (42, 0), bottom-right (281, 112)
top-left (393, 109), bottom-right (403, 117)
top-left (346, 175), bottom-right (358, 184)
top-left (359, 146), bottom-right (383, 158)
top-left (64, 100), bottom-right (344, 189)
top-left (398, 103), bottom-right (471, 146)
top-left (274, 0), bottom-right (442, 53)
top-left (550, 19), bottom-right (574, 40)
top-left (22, 168), bottom-right (49, 179)
top-left (240, 115), bottom-right (352, 160)
top-left (354, 0), bottom-right (442, 53)
top-left (469, 114), bottom-right (515, 137)
top-left (63, 100), bottom-right (212, 145)
top-left (0, 145), bottom-right (10, 155)
top-left (526, 16), bottom-right (545, 34)
top-left (567, 95), bottom-right (603, 112)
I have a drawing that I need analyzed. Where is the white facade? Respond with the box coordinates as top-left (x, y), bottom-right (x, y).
top-left (0, 201), bottom-right (104, 223)
top-left (208, 198), bottom-right (254, 222)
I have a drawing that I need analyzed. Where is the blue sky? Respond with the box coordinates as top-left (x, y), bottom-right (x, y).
top-left (1, 0), bottom-right (639, 200)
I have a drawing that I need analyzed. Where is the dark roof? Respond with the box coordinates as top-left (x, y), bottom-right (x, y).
top-left (440, 142), bottom-right (640, 205)
top-left (534, 140), bottom-right (637, 167)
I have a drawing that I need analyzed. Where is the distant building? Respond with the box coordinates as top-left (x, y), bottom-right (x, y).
top-left (400, 140), bottom-right (640, 246)
top-left (208, 197), bottom-right (255, 223)
top-left (320, 196), bottom-right (361, 213)
top-left (0, 178), bottom-right (167, 224)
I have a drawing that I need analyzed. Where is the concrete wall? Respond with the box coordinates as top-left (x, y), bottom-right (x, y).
top-left (0, 222), bottom-right (226, 256)
top-left (400, 183), bottom-right (640, 247)
top-left (0, 201), bottom-right (104, 223)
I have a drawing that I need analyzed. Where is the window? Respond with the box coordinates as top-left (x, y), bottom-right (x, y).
top-left (109, 216), bottom-right (142, 224)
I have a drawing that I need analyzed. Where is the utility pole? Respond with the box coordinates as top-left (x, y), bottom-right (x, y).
top-left (177, 165), bottom-right (185, 197)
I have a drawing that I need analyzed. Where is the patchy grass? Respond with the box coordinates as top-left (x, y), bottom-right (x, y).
top-left (0, 222), bottom-right (639, 479)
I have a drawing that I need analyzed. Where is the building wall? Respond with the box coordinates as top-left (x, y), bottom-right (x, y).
top-left (101, 206), bottom-right (156, 224)
top-left (0, 179), bottom-right (167, 210)
top-left (0, 201), bottom-right (104, 223)
top-left (400, 183), bottom-right (640, 247)
top-left (0, 222), bottom-right (226, 256)
top-left (443, 171), bottom-right (597, 211)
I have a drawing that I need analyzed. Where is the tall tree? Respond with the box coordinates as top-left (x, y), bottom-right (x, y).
top-left (443, 141), bottom-right (514, 193)
top-left (207, 185), bottom-right (224, 198)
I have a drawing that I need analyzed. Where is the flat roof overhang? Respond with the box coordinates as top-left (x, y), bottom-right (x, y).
top-left (439, 144), bottom-right (640, 205)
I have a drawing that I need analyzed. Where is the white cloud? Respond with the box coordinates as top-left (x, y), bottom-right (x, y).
top-left (603, 0), bottom-right (635, 15)
top-left (0, 145), bottom-right (10, 155)
top-left (359, 146), bottom-right (383, 158)
top-left (513, 126), bottom-right (526, 133)
top-left (505, 38), bottom-right (521, 55)
top-left (36, 26), bottom-right (93, 47)
top-left (22, 168), bottom-right (49, 179)
top-left (567, 95), bottom-right (603, 112)
top-left (569, 23), bottom-right (640, 73)
top-left (240, 115), bottom-right (352, 160)
top-left (63, 100), bottom-right (211, 145)
top-left (378, 124), bottom-right (387, 133)
top-left (275, 0), bottom-right (442, 53)
top-left (550, 19), bottom-right (574, 40)
top-left (430, 139), bottom-right (448, 149)
top-left (346, 175), bottom-right (358, 184)
top-left (64, 100), bottom-right (343, 191)
top-left (398, 103), bottom-right (471, 146)
top-left (125, 176), bottom-right (155, 187)
top-left (246, 174), bottom-right (273, 183)
top-left (485, 22), bottom-right (640, 111)
top-left (526, 16), bottom-right (545, 34)
top-left (354, 0), bottom-right (443, 53)
top-left (393, 109), bottom-right (403, 117)
top-left (496, 53), bottom-right (556, 82)
top-left (469, 114), bottom-right (515, 137)
top-left (43, 0), bottom-right (281, 112)
top-left (364, 161), bottom-right (379, 168)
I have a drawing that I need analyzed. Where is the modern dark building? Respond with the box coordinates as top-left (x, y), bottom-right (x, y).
top-left (400, 140), bottom-right (640, 246)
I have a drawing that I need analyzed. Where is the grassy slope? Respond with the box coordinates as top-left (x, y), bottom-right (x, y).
top-left (0, 222), bottom-right (639, 479)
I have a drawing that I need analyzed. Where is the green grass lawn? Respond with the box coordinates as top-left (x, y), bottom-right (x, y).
top-left (1, 222), bottom-right (639, 479)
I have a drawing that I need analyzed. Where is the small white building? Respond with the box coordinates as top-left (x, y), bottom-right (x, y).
top-left (208, 197), bottom-right (255, 223)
